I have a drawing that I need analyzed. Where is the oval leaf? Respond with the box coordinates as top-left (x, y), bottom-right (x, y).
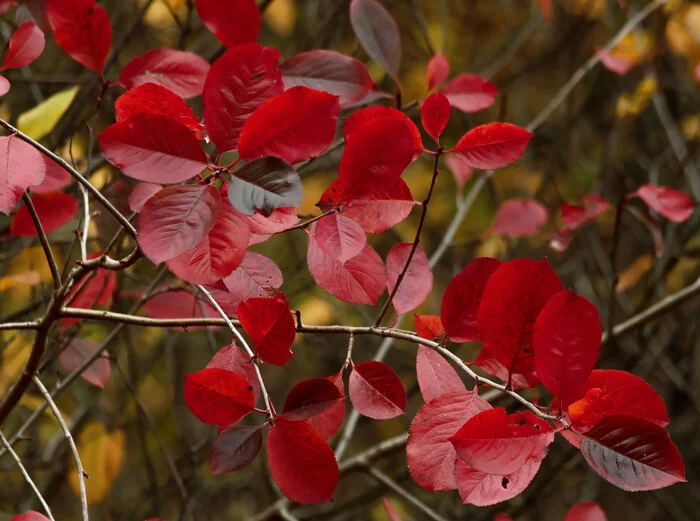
top-left (414, 315), bottom-right (444, 341)
top-left (634, 184), bottom-right (693, 223)
top-left (209, 425), bottom-right (263, 475)
top-left (207, 343), bottom-right (260, 402)
top-left (306, 374), bottom-right (346, 439)
top-left (0, 22), bottom-right (45, 70)
top-left (456, 456), bottom-right (542, 506)
top-left (222, 251), bottom-right (283, 305)
top-left (442, 74), bottom-right (497, 113)
top-left (312, 213), bottom-right (367, 263)
top-left (184, 368), bottom-right (255, 427)
top-left (59, 338), bottom-right (110, 388)
top-left (10, 191), bottom-right (78, 236)
top-left (421, 91), bottom-right (451, 142)
top-left (195, 0), bottom-right (261, 48)
top-left (489, 199), bottom-right (548, 238)
top-left (416, 346), bottom-right (465, 403)
top-left (0, 135), bottom-right (46, 215)
top-left (349, 360), bottom-right (405, 419)
top-left (282, 377), bottom-right (343, 421)
top-left (427, 52), bottom-right (450, 91)
top-left (228, 157), bottom-right (303, 216)
top-left (128, 182), bottom-right (162, 213)
top-left (564, 502), bottom-right (607, 521)
top-left (450, 122), bottom-right (533, 170)
top-left (237, 293), bottom-right (295, 366)
top-left (386, 243), bottom-right (433, 315)
top-left (31, 158), bottom-right (71, 194)
top-left (349, 0), bottom-right (401, 82)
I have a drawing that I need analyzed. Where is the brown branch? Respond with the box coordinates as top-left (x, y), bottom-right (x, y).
top-left (21, 192), bottom-right (61, 290)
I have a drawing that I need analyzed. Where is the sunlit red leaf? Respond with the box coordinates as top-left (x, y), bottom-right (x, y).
top-left (633, 184), bottom-right (693, 223)
top-left (440, 257), bottom-right (502, 343)
top-left (210, 425), bottom-right (263, 475)
top-left (281, 50), bottom-right (374, 106)
top-left (0, 135), bottom-right (46, 215)
top-left (59, 338), bottom-right (110, 388)
top-left (450, 122), bottom-right (533, 170)
top-left (184, 368), bottom-right (255, 427)
top-left (128, 182), bottom-right (162, 213)
top-left (237, 293), bottom-right (295, 366)
top-left (312, 213), bottom-right (366, 262)
top-left (203, 44), bottom-right (282, 153)
top-left (580, 415), bottom-right (686, 491)
top-left (564, 502), bottom-right (607, 521)
top-left (416, 346), bottom-right (465, 403)
top-left (342, 106), bottom-right (422, 149)
top-left (442, 74), bottom-right (497, 113)
top-left (282, 377), bottom-right (344, 421)
top-left (228, 157), bottom-right (303, 216)
top-left (489, 199), bottom-right (548, 237)
top-left (10, 191), bottom-right (78, 236)
top-left (267, 418), bottom-right (339, 504)
top-left (386, 243), bottom-right (433, 314)
top-left (455, 456), bottom-right (543, 506)
top-left (30, 159), bottom-right (71, 194)
top-left (445, 154), bottom-right (473, 191)
top-left (350, 0), bottom-right (401, 82)
top-left (118, 48), bottom-right (210, 98)
top-left (421, 92), bottom-right (451, 142)
top-left (427, 52), bottom-right (450, 91)
top-left (306, 373), bottom-right (346, 439)
top-left (349, 361), bottom-right (405, 419)
top-left (414, 315), bottom-right (444, 341)
top-left (46, 0), bottom-right (111, 74)
top-left (0, 22), bottom-right (45, 70)
top-left (195, 0), bottom-right (260, 48)
top-left (207, 343), bottom-right (260, 402)
top-left (407, 389), bottom-right (490, 492)
top-left (222, 252), bottom-right (283, 305)
top-left (138, 185), bottom-right (220, 264)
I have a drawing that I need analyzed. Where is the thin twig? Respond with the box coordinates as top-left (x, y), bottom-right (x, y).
top-left (21, 192), bottom-right (61, 290)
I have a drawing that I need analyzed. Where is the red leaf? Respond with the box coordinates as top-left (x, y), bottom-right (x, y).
top-left (184, 368), bottom-right (255, 427)
top-left (350, 0), bottom-right (401, 82)
top-left (209, 425), bottom-right (263, 475)
top-left (59, 338), bottom-right (110, 388)
top-left (580, 415), bottom-right (686, 491)
top-left (237, 293), bottom-right (295, 366)
top-left (495, 515), bottom-right (515, 521)
top-left (238, 87), bottom-right (339, 164)
top-left (207, 343), bottom-right (260, 402)
top-left (46, 0), bottom-right (111, 74)
top-left (247, 206), bottom-right (299, 244)
top-left (450, 122), bottom-right (533, 170)
top-left (0, 75), bottom-right (9, 96)
top-left (634, 184), bottom-right (693, 223)
top-left (166, 198), bottom-right (249, 284)
top-left (442, 74), bottom-right (498, 113)
top-left (561, 195), bottom-right (611, 229)
top-left (564, 502), bottom-right (607, 521)
top-left (413, 315), bottom-right (444, 341)
top-left (144, 289), bottom-right (217, 329)
top-left (386, 243), bottom-right (433, 314)
top-left (222, 252), bottom-right (283, 305)
top-left (99, 113), bottom-right (208, 184)
top-left (477, 258), bottom-right (562, 377)
top-left (489, 199), bottom-right (548, 237)
top-left (473, 350), bottom-right (539, 391)
top-left (267, 418), bottom-right (339, 504)
top-left (427, 52), bottom-right (450, 91)
top-left (282, 377), bottom-right (344, 420)
top-left (445, 154), bottom-right (473, 191)
top-left (533, 290), bottom-right (601, 398)
top-left (440, 257), bottom-right (502, 343)
top-left (307, 238), bottom-right (386, 305)
top-left (349, 361), bottom-right (405, 419)
top-left (599, 49), bottom-right (634, 75)
top-left (455, 456), bottom-right (543, 506)
top-left (203, 44), bottom-right (282, 153)
top-left (10, 191), bottom-right (78, 236)
top-left (421, 92), bottom-right (451, 142)
top-left (451, 408), bottom-right (554, 475)
top-left (407, 389), bottom-right (491, 492)
top-left (115, 83), bottom-right (205, 137)
top-left (30, 158), bottom-right (71, 194)
top-left (382, 498), bottom-right (403, 521)
top-left (195, 0), bottom-right (260, 48)
top-left (0, 0), bottom-right (10, 15)
top-left (118, 49), bottom-right (210, 99)
top-left (342, 106), bottom-right (422, 149)
top-left (128, 182), bottom-right (162, 213)
top-left (138, 185), bottom-right (220, 264)
top-left (306, 373), bottom-right (346, 439)
top-left (310, 212), bottom-right (366, 263)
top-left (10, 513), bottom-right (51, 521)
top-left (416, 346), bottom-right (465, 403)
top-left (537, 0), bottom-right (553, 20)
top-left (0, 135), bottom-right (46, 215)
top-left (0, 22), bottom-right (45, 70)
top-left (62, 259), bottom-right (117, 325)
top-left (281, 50), bottom-right (374, 106)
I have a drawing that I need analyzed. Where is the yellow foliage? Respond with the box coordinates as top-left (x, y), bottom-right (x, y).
top-left (68, 422), bottom-right (125, 504)
top-left (615, 77), bottom-right (657, 119)
top-left (296, 296), bottom-right (335, 325)
top-left (681, 114), bottom-right (700, 140)
top-left (608, 31), bottom-right (654, 67)
top-left (17, 87), bottom-right (79, 140)
top-left (616, 254), bottom-right (653, 292)
top-left (476, 235), bottom-right (508, 259)
top-left (6, 245), bottom-right (64, 285)
top-left (0, 272), bottom-right (41, 291)
top-left (565, 0), bottom-right (605, 19)
top-left (492, 165), bottom-right (543, 196)
top-left (666, 4), bottom-right (700, 58)
top-left (0, 333), bottom-right (30, 396)
top-left (264, 0), bottom-right (297, 36)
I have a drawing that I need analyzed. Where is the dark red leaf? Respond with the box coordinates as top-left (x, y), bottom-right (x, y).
top-left (311, 213), bottom-right (366, 262)
top-left (427, 52), bottom-right (450, 91)
top-left (203, 44), bottom-right (282, 153)
top-left (440, 257), bottom-right (502, 343)
top-left (349, 0), bottom-right (401, 82)
top-left (10, 513), bottom-right (51, 521)
top-left (46, 0), bottom-right (111, 74)
top-left (414, 315), bottom-right (444, 341)
top-left (421, 92), bottom-right (451, 142)
top-left (138, 185), bottom-right (220, 264)
top-left (228, 157), bottom-right (303, 216)
top-left (59, 338), bottom-right (110, 388)
top-left (416, 346), bottom-right (465, 404)
top-left (533, 290), bottom-right (601, 398)
top-left (386, 243), bottom-right (433, 314)
top-left (0, 22), bottom-right (45, 70)
top-left (442, 74), bottom-right (497, 113)
top-left (561, 195), bottom-right (611, 229)
top-left (489, 199), bottom-right (548, 237)
top-left (634, 184), bottom-right (693, 223)
top-left (128, 182), bottom-right (162, 213)
top-left (222, 252), bottom-right (283, 305)
top-left (407, 389), bottom-right (490, 492)
top-left (118, 48), bottom-right (210, 99)
top-left (473, 350), bottom-right (539, 391)
top-left (195, 0), bottom-right (260, 48)
top-left (30, 158), bottom-right (70, 194)
top-left (247, 207), bottom-right (299, 244)
top-left (209, 425), bottom-right (263, 475)
top-left (184, 368), bottom-right (255, 427)
top-left (580, 414), bottom-right (686, 491)
top-left (349, 361), bottom-right (405, 419)
top-left (99, 113), bottom-right (208, 184)
top-left (281, 50), bottom-right (374, 106)
top-left (238, 87), bottom-right (339, 164)
top-left (455, 456), bottom-right (543, 506)
top-left (0, 0), bottom-right (10, 15)
top-left (495, 515), bottom-right (515, 521)
top-left (144, 289), bottom-right (218, 330)
top-left (282, 377), bottom-right (344, 420)
top-left (306, 373), bottom-right (346, 439)
top-left (445, 154), bottom-right (473, 191)
top-left (0, 135), bottom-right (46, 215)
top-left (207, 343), bottom-right (260, 402)
top-left (10, 191), bottom-right (78, 236)
top-left (564, 502), bottom-right (607, 521)
top-left (237, 293), bottom-right (295, 366)
top-left (477, 258), bottom-right (562, 377)
top-left (62, 258), bottom-right (117, 325)
top-left (450, 122), bottom-right (533, 170)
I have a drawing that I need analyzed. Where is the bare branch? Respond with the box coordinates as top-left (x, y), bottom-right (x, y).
top-left (21, 192), bottom-right (61, 289)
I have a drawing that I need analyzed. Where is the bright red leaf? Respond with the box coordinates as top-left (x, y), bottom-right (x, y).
top-left (407, 389), bottom-right (491, 492)
top-left (473, 350), bottom-right (539, 391)
top-left (416, 346), bottom-right (465, 403)
top-left (342, 106), bottom-right (421, 148)
top-left (138, 184), bottom-right (220, 264)
top-left (349, 361), bottom-right (406, 420)
top-left (445, 154), bottom-right (473, 191)
top-left (207, 343), bottom-right (260, 402)
top-left (282, 377), bottom-right (344, 421)
top-left (421, 92), bottom-right (451, 142)
top-left (306, 373), bottom-right (346, 439)
top-left (386, 243), bottom-right (433, 314)
top-left (46, 0), bottom-right (111, 74)
top-left (30, 158), bottom-right (71, 194)
top-left (442, 74), bottom-right (498, 113)
top-left (350, 0), bottom-right (401, 82)
top-left (238, 86), bottom-right (339, 164)
top-left (203, 44), bottom-right (282, 153)
top-left (59, 338), bottom-right (111, 388)
top-left (0, 135), bottom-right (46, 215)
top-left (247, 206), bottom-right (299, 244)
top-left (195, 0), bottom-right (260, 48)
top-left (10, 191), bottom-right (78, 236)
top-left (564, 502), bottom-right (607, 521)
top-left (414, 315), bottom-right (444, 341)
top-left (118, 48), bottom-right (210, 99)
top-left (450, 122), bottom-right (533, 170)
top-left (489, 199), bottom-right (548, 237)
top-left (210, 425), bottom-right (263, 475)
top-left (455, 455), bottom-right (543, 506)
top-left (222, 252), bottom-right (283, 305)
top-left (0, 22), bottom-right (45, 70)
top-left (184, 368), bottom-right (255, 427)
top-left (312, 213), bottom-right (366, 263)
top-left (10, 513), bottom-right (51, 521)
top-left (237, 293), bottom-right (295, 366)
top-left (427, 52), bottom-right (450, 90)
top-left (440, 257), bottom-right (502, 343)
top-left (128, 182), bottom-right (162, 213)
top-left (634, 184), bottom-right (693, 223)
